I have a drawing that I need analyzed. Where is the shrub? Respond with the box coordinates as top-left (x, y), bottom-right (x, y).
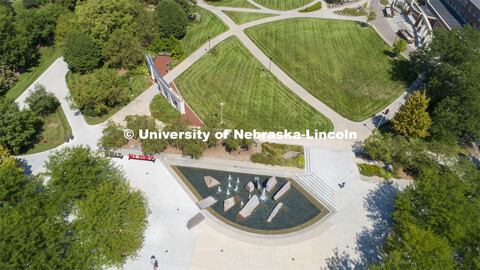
top-left (98, 121), bottom-right (128, 150)
top-left (335, 7), bottom-right (368, 16)
top-left (250, 142), bottom-right (305, 168)
top-left (68, 68), bottom-right (128, 115)
top-left (149, 36), bottom-right (185, 59)
top-left (150, 94), bottom-right (181, 123)
top-left (25, 84), bottom-right (60, 116)
top-left (393, 39), bottom-right (407, 55)
top-left (63, 31), bottom-right (102, 73)
top-left (125, 115), bottom-right (157, 139)
top-left (141, 137), bottom-right (168, 154)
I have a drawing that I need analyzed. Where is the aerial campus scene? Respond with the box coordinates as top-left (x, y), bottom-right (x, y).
top-left (0, 0), bottom-right (479, 269)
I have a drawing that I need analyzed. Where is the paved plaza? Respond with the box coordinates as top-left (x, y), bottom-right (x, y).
top-left (13, 0), bottom-right (416, 268)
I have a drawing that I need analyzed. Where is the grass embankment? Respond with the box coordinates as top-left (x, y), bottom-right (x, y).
top-left (150, 94), bottom-right (181, 123)
top-left (25, 106), bottom-right (72, 154)
top-left (175, 36), bottom-right (332, 132)
top-left (6, 47), bottom-right (63, 101)
top-left (299, 2), bottom-right (322, 12)
top-left (223, 10), bottom-right (278, 24)
top-left (253, 0), bottom-right (313, 10)
top-left (251, 143), bottom-right (305, 168)
top-left (205, 0), bottom-right (259, 9)
top-left (180, 6), bottom-right (230, 56)
top-left (245, 18), bottom-right (409, 121)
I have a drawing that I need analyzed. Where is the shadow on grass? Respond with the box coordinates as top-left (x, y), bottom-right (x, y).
top-left (389, 58), bottom-right (418, 87)
top-left (383, 50), bottom-right (397, 58)
top-left (324, 182), bottom-right (398, 269)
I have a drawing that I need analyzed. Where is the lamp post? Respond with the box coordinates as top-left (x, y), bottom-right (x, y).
top-left (268, 57), bottom-right (272, 77)
top-left (220, 102), bottom-right (224, 125)
top-left (208, 36), bottom-right (211, 55)
top-left (126, 75), bottom-right (133, 96)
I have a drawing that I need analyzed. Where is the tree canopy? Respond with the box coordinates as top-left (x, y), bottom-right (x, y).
top-left (25, 83), bottom-right (60, 116)
top-left (154, 0), bottom-right (188, 39)
top-left (63, 30), bottom-right (102, 72)
top-left (393, 90), bottom-right (432, 139)
top-left (0, 146), bottom-right (150, 269)
top-left (410, 26), bottom-right (480, 143)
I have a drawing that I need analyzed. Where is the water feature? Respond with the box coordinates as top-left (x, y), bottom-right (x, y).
top-left (172, 166), bottom-right (328, 234)
top-left (260, 188), bottom-right (268, 201)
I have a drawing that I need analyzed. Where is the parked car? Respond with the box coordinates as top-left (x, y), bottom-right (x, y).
top-left (397, 29), bottom-right (415, 43)
top-left (384, 5), bottom-right (394, 17)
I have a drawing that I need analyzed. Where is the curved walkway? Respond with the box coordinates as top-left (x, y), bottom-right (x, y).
top-left (111, 0), bottom-right (417, 149)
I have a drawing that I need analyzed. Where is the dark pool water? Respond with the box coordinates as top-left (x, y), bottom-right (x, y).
top-left (174, 166), bottom-right (327, 233)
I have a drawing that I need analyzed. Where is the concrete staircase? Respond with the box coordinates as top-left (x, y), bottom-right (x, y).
top-left (294, 173), bottom-right (336, 210)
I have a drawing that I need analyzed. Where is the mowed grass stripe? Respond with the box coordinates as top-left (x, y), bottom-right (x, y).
top-left (223, 11), bottom-right (278, 25)
top-left (180, 6), bottom-right (229, 56)
top-left (253, 0), bottom-right (313, 10)
top-left (206, 0), bottom-right (259, 9)
top-left (245, 18), bottom-right (408, 121)
top-left (175, 36), bottom-right (332, 132)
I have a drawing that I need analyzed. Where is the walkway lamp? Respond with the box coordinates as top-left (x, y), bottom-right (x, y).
top-left (126, 75), bottom-right (133, 96)
top-left (268, 57), bottom-right (272, 77)
top-left (208, 36), bottom-right (211, 55)
top-left (220, 102), bottom-right (224, 125)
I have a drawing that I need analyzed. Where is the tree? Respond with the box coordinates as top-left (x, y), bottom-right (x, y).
top-left (149, 35), bottom-right (184, 59)
top-left (23, 0), bottom-right (39, 9)
top-left (393, 90), bottom-right (432, 139)
top-left (25, 83), bottom-right (60, 116)
top-left (0, 6), bottom-right (38, 69)
top-left (410, 26), bottom-right (480, 143)
top-left (172, 0), bottom-right (193, 15)
top-left (125, 115), bottom-right (157, 139)
top-left (102, 29), bottom-right (143, 69)
top-left (181, 139), bottom-right (206, 158)
top-left (98, 121), bottom-right (128, 150)
top-left (141, 137), bottom-right (168, 154)
top-left (392, 39), bottom-right (407, 56)
top-left (73, 179), bottom-right (149, 268)
top-left (374, 222), bottom-right (455, 270)
top-left (367, 10), bottom-right (376, 24)
top-left (0, 64), bottom-right (16, 95)
top-left (63, 30), bottom-right (102, 72)
top-left (68, 68), bottom-right (128, 115)
top-left (73, 0), bottom-right (145, 45)
top-left (0, 98), bottom-right (42, 154)
top-left (154, 0), bottom-right (187, 39)
top-left (54, 11), bottom-right (76, 46)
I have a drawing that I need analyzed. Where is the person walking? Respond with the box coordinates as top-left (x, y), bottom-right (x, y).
top-left (154, 260), bottom-right (159, 270)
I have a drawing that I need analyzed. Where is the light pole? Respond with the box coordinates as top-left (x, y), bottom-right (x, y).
top-left (220, 102), bottom-right (224, 125)
top-left (126, 75), bottom-right (133, 96)
top-left (208, 36), bottom-right (211, 55)
top-left (268, 57), bottom-right (272, 77)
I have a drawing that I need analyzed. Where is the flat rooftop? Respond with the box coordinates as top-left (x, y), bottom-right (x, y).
top-left (429, 0), bottom-right (464, 29)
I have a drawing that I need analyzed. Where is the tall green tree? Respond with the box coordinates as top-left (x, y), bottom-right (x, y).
top-left (98, 121), bottom-right (128, 150)
top-left (25, 83), bottom-right (60, 116)
top-left (63, 30), bottom-right (102, 72)
top-left (393, 90), bottom-right (432, 139)
top-left (410, 26), bottom-right (480, 143)
top-left (392, 39), bottom-right (407, 56)
top-left (154, 0), bottom-right (187, 39)
top-left (102, 29), bottom-right (143, 69)
top-left (73, 0), bottom-right (145, 45)
top-left (0, 99), bottom-right (42, 154)
top-left (68, 68), bottom-right (128, 114)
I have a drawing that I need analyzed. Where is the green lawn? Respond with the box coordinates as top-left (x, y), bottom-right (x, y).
top-left (299, 2), bottom-right (322, 12)
top-left (6, 46), bottom-right (63, 101)
top-left (205, 0), bottom-right (259, 9)
top-left (223, 11), bottom-right (278, 25)
top-left (174, 36), bottom-right (332, 132)
top-left (253, 0), bottom-right (313, 10)
top-left (180, 6), bottom-right (230, 56)
top-left (245, 18), bottom-right (408, 121)
top-left (66, 71), bottom-right (151, 125)
top-left (25, 106), bottom-right (72, 154)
